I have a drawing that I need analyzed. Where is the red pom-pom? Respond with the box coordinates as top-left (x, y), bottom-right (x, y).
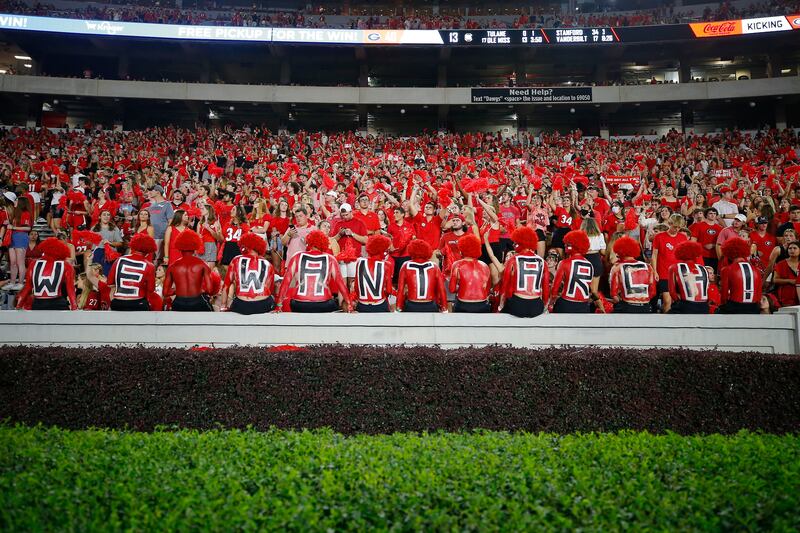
top-left (67, 191), bottom-right (86, 204)
top-left (563, 230), bottom-right (590, 256)
top-left (675, 240), bottom-right (704, 261)
top-left (612, 236), bottom-right (641, 259)
top-left (72, 230), bottom-right (103, 246)
top-left (407, 239), bottom-right (433, 262)
top-left (173, 229), bottom-right (203, 252)
top-left (457, 234), bottom-right (482, 259)
top-left (104, 243), bottom-right (121, 262)
top-left (38, 237), bottom-right (71, 260)
top-left (305, 230), bottom-right (329, 252)
top-left (721, 237), bottom-right (751, 260)
top-left (511, 226), bottom-right (538, 251)
top-left (336, 240), bottom-right (360, 263)
top-left (130, 233), bottom-right (157, 255)
top-left (366, 234), bottom-right (391, 257)
top-left (238, 233), bottom-right (267, 256)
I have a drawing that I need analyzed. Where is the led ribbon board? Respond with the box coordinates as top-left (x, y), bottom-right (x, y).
top-left (0, 13), bottom-right (796, 44)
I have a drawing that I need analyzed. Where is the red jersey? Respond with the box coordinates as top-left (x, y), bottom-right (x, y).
top-left (609, 259), bottom-right (656, 304)
top-left (351, 256), bottom-right (394, 304)
top-left (108, 253), bottom-right (156, 300)
top-left (396, 260), bottom-right (447, 311)
top-left (720, 259), bottom-right (763, 305)
top-left (277, 251), bottom-right (350, 306)
top-left (448, 258), bottom-right (492, 301)
top-left (554, 207), bottom-right (581, 230)
top-left (501, 253), bottom-right (549, 301)
top-left (667, 261), bottom-right (709, 303)
top-left (222, 223), bottom-right (250, 243)
top-left (17, 258), bottom-right (77, 308)
top-left (652, 231), bottom-right (689, 279)
top-left (224, 254), bottom-right (275, 299)
top-left (83, 283), bottom-right (111, 311)
top-left (749, 231), bottom-right (776, 260)
top-left (552, 256), bottom-right (594, 303)
top-left (690, 221), bottom-right (723, 259)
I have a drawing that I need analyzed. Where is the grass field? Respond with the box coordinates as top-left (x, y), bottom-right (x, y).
top-left (1, 426), bottom-right (798, 531)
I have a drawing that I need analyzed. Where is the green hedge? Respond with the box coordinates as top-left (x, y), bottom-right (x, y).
top-left (1, 426), bottom-right (798, 531)
top-left (1, 346), bottom-right (799, 434)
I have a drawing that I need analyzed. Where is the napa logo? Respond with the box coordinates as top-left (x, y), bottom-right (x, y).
top-left (85, 20), bottom-right (125, 35)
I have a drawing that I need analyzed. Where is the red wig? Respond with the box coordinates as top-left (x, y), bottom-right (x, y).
top-left (174, 229), bottom-right (203, 252)
top-left (721, 237), bottom-right (751, 260)
top-left (38, 237), bottom-right (71, 260)
top-left (612, 236), bottom-right (641, 259)
top-left (511, 226), bottom-right (538, 251)
top-left (238, 233), bottom-right (267, 256)
top-left (305, 230), bottom-right (329, 252)
top-left (675, 240), bottom-right (704, 261)
top-left (408, 239), bottom-right (433, 262)
top-left (563, 230), bottom-right (590, 256)
top-left (366, 234), bottom-right (391, 257)
top-left (457, 233), bottom-right (482, 259)
top-left (129, 233), bottom-right (157, 255)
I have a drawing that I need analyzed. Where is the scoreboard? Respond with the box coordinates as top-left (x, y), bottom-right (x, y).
top-left (440, 28), bottom-right (619, 45)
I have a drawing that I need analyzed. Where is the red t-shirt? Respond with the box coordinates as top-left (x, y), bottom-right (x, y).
top-left (652, 231), bottom-right (689, 279)
top-left (14, 211), bottom-right (32, 232)
top-left (270, 215), bottom-right (290, 235)
top-left (497, 205), bottom-right (521, 237)
top-left (690, 221), bottom-right (723, 259)
top-left (411, 214), bottom-right (442, 249)
top-left (331, 217), bottom-right (368, 258)
top-left (353, 209), bottom-right (380, 233)
top-left (749, 231), bottom-right (776, 260)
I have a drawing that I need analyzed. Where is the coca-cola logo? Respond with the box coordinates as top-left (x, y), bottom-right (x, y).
top-left (691, 19), bottom-right (742, 37)
top-left (703, 21), bottom-right (737, 34)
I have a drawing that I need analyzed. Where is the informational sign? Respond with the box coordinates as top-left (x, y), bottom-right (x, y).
top-left (0, 13), bottom-right (796, 45)
top-left (471, 87), bottom-right (592, 104)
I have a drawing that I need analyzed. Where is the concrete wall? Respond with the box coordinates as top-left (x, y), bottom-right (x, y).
top-left (0, 309), bottom-right (797, 353)
top-left (2, 74), bottom-right (798, 106)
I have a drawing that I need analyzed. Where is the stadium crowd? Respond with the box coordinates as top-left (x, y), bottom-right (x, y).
top-left (3, 0), bottom-right (800, 29)
top-left (1, 125), bottom-right (799, 315)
